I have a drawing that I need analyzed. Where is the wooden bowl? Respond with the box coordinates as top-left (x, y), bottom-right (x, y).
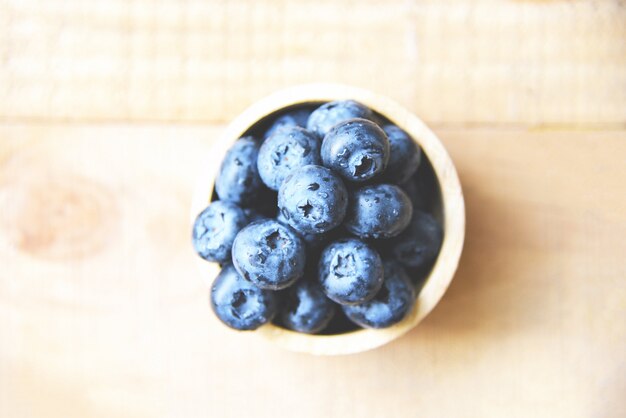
top-left (191, 84), bottom-right (465, 355)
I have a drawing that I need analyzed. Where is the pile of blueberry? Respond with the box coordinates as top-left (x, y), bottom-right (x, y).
top-left (192, 100), bottom-right (443, 334)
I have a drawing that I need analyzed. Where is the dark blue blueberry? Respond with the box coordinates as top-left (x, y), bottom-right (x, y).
top-left (264, 108), bottom-right (311, 139)
top-left (318, 306), bottom-right (359, 334)
top-left (215, 136), bottom-right (264, 205)
top-left (306, 100), bottom-right (373, 138)
top-left (342, 260), bottom-right (416, 328)
top-left (398, 176), bottom-right (427, 211)
top-left (390, 211), bottom-right (443, 269)
top-left (321, 118), bottom-right (390, 182)
top-left (381, 124), bottom-right (421, 184)
top-left (280, 279), bottom-right (336, 334)
top-left (232, 219), bottom-right (305, 290)
top-left (368, 112), bottom-right (386, 127)
top-left (210, 264), bottom-right (278, 330)
top-left (276, 209), bottom-right (330, 250)
top-left (192, 201), bottom-right (248, 263)
top-left (344, 184), bottom-right (413, 239)
top-left (242, 207), bottom-right (268, 223)
top-left (257, 126), bottom-right (321, 191)
top-left (318, 238), bottom-right (384, 305)
top-left (278, 165), bottom-right (348, 235)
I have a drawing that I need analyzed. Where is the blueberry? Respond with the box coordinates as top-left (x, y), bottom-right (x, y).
top-left (264, 108), bottom-right (311, 139)
top-left (390, 211), bottom-right (443, 269)
top-left (319, 307), bottom-right (360, 334)
top-left (242, 208), bottom-right (268, 223)
top-left (210, 264), bottom-right (278, 330)
top-left (280, 279), bottom-right (336, 334)
top-left (321, 118), bottom-right (390, 182)
top-left (215, 136), bottom-right (264, 205)
top-left (257, 126), bottom-right (321, 191)
top-left (398, 176), bottom-right (427, 211)
top-left (278, 165), bottom-right (348, 235)
top-left (381, 125), bottom-right (421, 184)
top-left (368, 112), bottom-right (386, 127)
top-left (232, 219), bottom-right (306, 290)
top-left (342, 260), bottom-right (416, 328)
top-left (318, 238), bottom-right (384, 305)
top-left (276, 209), bottom-right (330, 250)
top-left (192, 201), bottom-right (248, 263)
top-left (306, 100), bottom-right (373, 138)
top-left (344, 184), bottom-right (413, 239)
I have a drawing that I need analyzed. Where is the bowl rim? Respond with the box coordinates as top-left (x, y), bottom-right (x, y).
top-left (191, 83), bottom-right (465, 355)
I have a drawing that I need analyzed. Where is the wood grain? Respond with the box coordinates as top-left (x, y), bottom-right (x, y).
top-left (1, 0), bottom-right (625, 416)
top-left (1, 0), bottom-right (625, 126)
top-left (0, 124), bottom-right (624, 418)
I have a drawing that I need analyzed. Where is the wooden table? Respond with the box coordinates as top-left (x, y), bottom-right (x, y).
top-left (1, 1), bottom-right (625, 417)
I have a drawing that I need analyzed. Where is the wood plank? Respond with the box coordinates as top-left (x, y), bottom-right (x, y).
top-left (0, 124), bottom-right (624, 418)
top-left (1, 0), bottom-right (625, 126)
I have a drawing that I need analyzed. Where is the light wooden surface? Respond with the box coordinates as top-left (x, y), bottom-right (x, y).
top-left (1, 126), bottom-right (625, 418)
top-left (1, 0), bottom-right (626, 417)
top-left (1, 0), bottom-right (625, 126)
